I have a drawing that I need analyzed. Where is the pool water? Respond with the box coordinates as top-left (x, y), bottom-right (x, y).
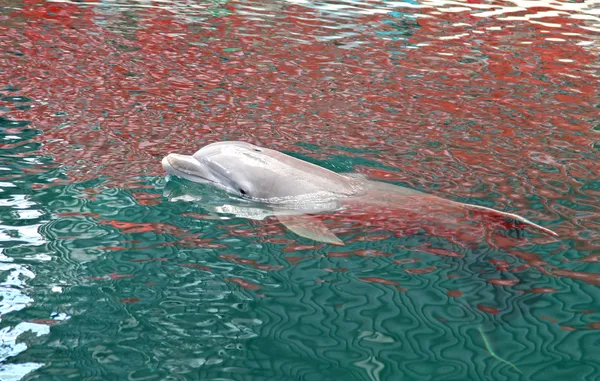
top-left (0, 1), bottom-right (599, 380)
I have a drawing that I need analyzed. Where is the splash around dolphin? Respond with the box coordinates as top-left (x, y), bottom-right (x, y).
top-left (162, 141), bottom-right (558, 245)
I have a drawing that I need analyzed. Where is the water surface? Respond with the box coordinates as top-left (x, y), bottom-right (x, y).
top-left (0, 0), bottom-right (599, 380)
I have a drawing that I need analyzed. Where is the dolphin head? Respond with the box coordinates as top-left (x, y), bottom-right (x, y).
top-left (162, 141), bottom-right (361, 202)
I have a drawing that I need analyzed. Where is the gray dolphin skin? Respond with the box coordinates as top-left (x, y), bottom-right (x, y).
top-left (162, 141), bottom-right (558, 245)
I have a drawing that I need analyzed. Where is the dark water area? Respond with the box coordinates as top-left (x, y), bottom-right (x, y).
top-left (0, 0), bottom-right (599, 379)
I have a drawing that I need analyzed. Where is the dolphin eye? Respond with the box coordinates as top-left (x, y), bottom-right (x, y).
top-left (253, 148), bottom-right (261, 152)
top-left (239, 188), bottom-right (247, 195)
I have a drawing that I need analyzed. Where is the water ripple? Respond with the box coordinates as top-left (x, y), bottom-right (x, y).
top-left (1, 0), bottom-right (600, 380)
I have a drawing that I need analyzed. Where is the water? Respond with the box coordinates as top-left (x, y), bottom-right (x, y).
top-left (0, 0), bottom-right (599, 379)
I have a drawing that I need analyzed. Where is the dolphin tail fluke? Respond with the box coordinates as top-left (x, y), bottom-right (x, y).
top-left (276, 214), bottom-right (344, 245)
top-left (463, 203), bottom-right (558, 237)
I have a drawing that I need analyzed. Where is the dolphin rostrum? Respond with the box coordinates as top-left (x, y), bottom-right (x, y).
top-left (162, 141), bottom-right (558, 245)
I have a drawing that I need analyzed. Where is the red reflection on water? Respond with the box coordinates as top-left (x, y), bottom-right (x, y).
top-left (132, 192), bottom-right (162, 206)
top-left (508, 251), bottom-right (550, 274)
top-left (489, 259), bottom-right (510, 271)
top-left (29, 319), bottom-right (61, 325)
top-left (109, 273), bottom-right (134, 280)
top-left (393, 258), bottom-right (419, 265)
top-left (282, 244), bottom-right (325, 252)
top-left (511, 264), bottom-right (530, 273)
top-left (358, 277), bottom-right (399, 286)
top-left (419, 245), bottom-right (464, 258)
top-left (100, 246), bottom-right (129, 251)
top-left (405, 266), bottom-right (436, 274)
top-left (101, 220), bottom-right (183, 235)
top-left (447, 290), bottom-right (462, 297)
top-left (219, 254), bottom-right (283, 271)
top-left (324, 268), bottom-right (348, 273)
top-left (355, 250), bottom-right (390, 257)
top-left (477, 305), bottom-right (500, 314)
top-left (174, 236), bottom-right (227, 249)
top-left (527, 288), bottom-right (558, 294)
top-left (349, 233), bottom-right (393, 242)
top-left (225, 278), bottom-right (261, 290)
top-left (56, 212), bottom-right (100, 218)
top-left (488, 279), bottom-right (520, 286)
top-left (284, 256), bottom-right (311, 264)
top-left (552, 269), bottom-right (600, 285)
top-left (121, 298), bottom-right (140, 303)
top-left (580, 254), bottom-right (600, 263)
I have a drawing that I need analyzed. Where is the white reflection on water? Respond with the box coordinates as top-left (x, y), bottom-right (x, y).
top-left (46, 0), bottom-right (600, 22)
top-left (285, 0), bottom-right (600, 33)
top-left (0, 193), bottom-right (48, 380)
top-left (45, 0), bottom-right (600, 49)
top-left (0, 323), bottom-right (48, 381)
top-left (0, 258), bottom-right (46, 381)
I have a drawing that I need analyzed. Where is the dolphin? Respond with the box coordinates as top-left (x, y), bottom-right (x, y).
top-left (161, 141), bottom-right (558, 245)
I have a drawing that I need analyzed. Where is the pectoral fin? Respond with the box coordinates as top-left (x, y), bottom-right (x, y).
top-left (276, 214), bottom-right (344, 245)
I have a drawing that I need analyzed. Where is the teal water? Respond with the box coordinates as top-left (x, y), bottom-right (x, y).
top-left (2, 119), bottom-right (599, 380)
top-left (1, 0), bottom-right (600, 380)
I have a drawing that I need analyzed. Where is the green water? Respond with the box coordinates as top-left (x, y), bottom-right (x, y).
top-left (1, 115), bottom-right (599, 381)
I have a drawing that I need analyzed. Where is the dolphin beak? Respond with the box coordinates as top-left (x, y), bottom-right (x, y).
top-left (162, 153), bottom-right (210, 181)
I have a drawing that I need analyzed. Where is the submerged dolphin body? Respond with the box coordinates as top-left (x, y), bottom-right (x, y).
top-left (162, 141), bottom-right (557, 245)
